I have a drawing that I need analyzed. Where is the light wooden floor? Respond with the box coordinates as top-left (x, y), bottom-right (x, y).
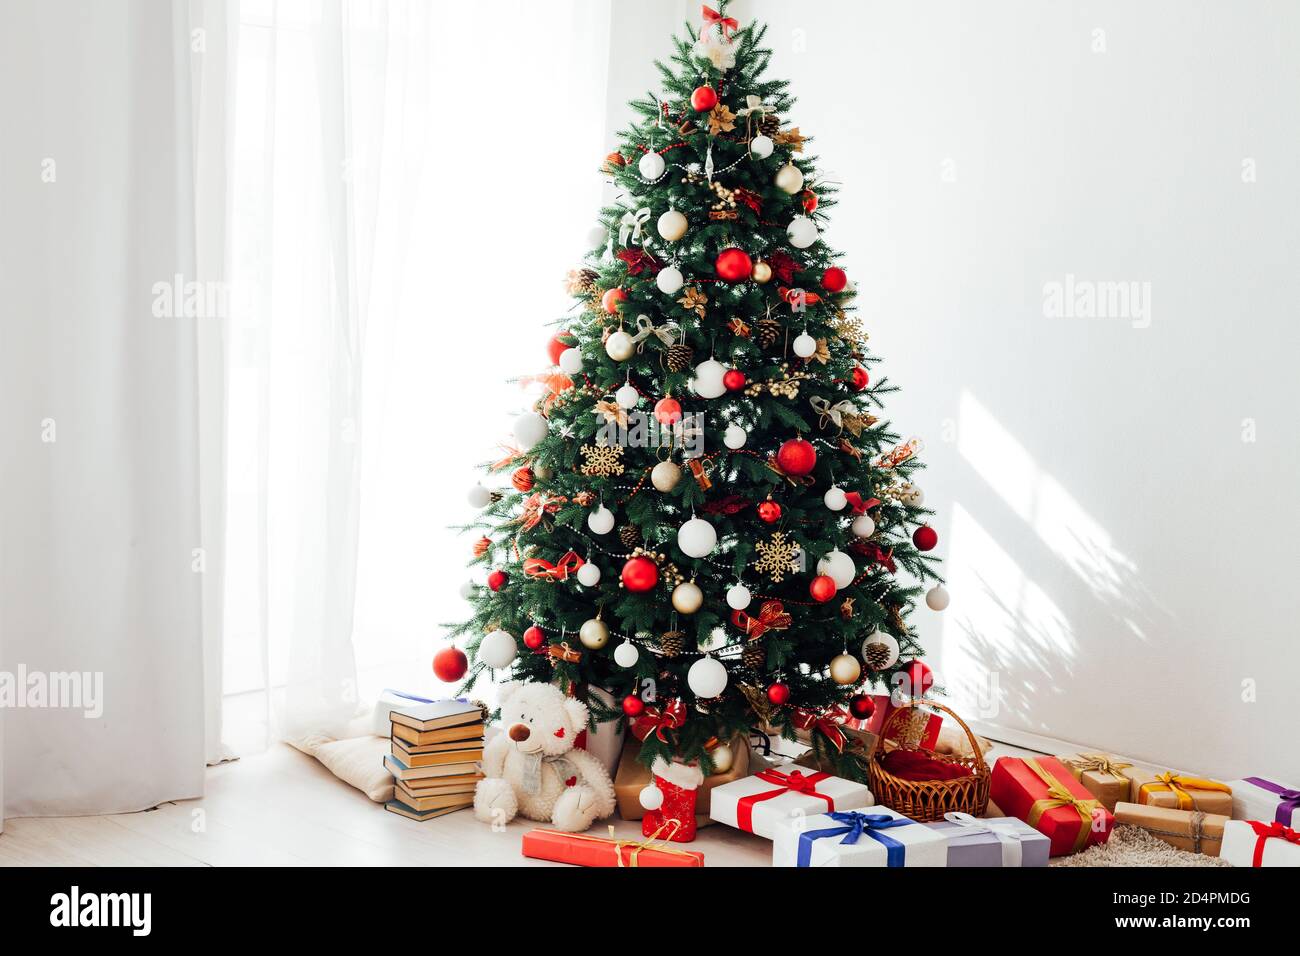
top-left (0, 740), bottom-right (1037, 867)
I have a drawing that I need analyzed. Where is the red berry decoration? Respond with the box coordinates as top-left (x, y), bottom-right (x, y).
top-left (432, 646), bottom-right (468, 683)
top-left (522, 626), bottom-right (545, 650)
top-left (757, 500), bottom-right (782, 523)
top-left (653, 396), bottom-right (682, 425)
top-left (621, 556), bottom-right (660, 593)
top-left (547, 331), bottom-right (573, 366)
top-left (487, 569), bottom-right (508, 592)
top-left (913, 525), bottom-right (939, 552)
top-left (601, 287), bottom-right (627, 314)
top-left (800, 189), bottom-right (818, 212)
top-left (622, 694), bottom-right (646, 718)
top-left (722, 369), bottom-right (747, 392)
top-left (775, 437), bottom-right (817, 476)
top-left (714, 247), bottom-right (753, 282)
top-left (690, 85), bottom-right (718, 111)
top-left (901, 659), bottom-right (935, 697)
top-left (809, 574), bottom-right (837, 603)
top-left (821, 267), bottom-right (848, 292)
top-left (766, 681), bottom-right (791, 706)
top-left (848, 694), bottom-right (876, 720)
top-left (850, 366), bottom-right (869, 391)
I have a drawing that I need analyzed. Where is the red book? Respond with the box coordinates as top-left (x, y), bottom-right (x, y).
top-left (990, 756), bottom-right (1113, 857)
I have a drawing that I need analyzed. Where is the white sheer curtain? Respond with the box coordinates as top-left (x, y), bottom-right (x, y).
top-left (221, 0), bottom-right (614, 749)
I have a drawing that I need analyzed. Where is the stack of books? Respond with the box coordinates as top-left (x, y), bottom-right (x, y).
top-left (383, 699), bottom-right (485, 821)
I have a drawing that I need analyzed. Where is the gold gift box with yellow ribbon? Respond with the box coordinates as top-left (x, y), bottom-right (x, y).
top-left (1058, 752), bottom-right (1137, 811)
top-left (1122, 768), bottom-right (1233, 815)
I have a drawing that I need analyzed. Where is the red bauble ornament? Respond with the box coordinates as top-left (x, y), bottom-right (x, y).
top-left (621, 556), bottom-right (660, 593)
top-left (547, 331), bottom-right (573, 366)
top-left (690, 85), bottom-right (718, 111)
top-left (766, 681), bottom-right (791, 706)
top-left (821, 267), bottom-right (848, 293)
top-left (511, 466), bottom-right (534, 492)
top-left (653, 396), bottom-right (682, 425)
top-left (714, 247), bottom-right (753, 283)
top-left (809, 574), bottom-right (838, 603)
top-left (850, 366), bottom-right (869, 391)
top-left (775, 438), bottom-right (817, 476)
top-left (487, 569), bottom-right (508, 592)
top-left (901, 659), bottom-right (935, 697)
top-left (601, 287), bottom-right (627, 314)
top-left (913, 525), bottom-right (939, 552)
top-left (757, 500), bottom-right (782, 523)
top-left (622, 694), bottom-right (646, 718)
top-left (848, 694), bottom-right (876, 720)
top-left (722, 369), bottom-right (747, 392)
top-left (800, 189), bottom-right (818, 212)
top-left (522, 626), bottom-right (545, 650)
top-left (432, 646), bottom-right (468, 683)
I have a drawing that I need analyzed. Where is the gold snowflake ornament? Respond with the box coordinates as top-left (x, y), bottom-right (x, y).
top-left (580, 443), bottom-right (625, 477)
top-left (753, 531), bottom-right (801, 583)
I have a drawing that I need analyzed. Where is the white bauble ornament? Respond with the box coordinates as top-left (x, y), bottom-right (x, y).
top-left (656, 266), bottom-right (685, 295)
top-left (726, 583), bottom-right (751, 610)
top-left (723, 424), bottom-right (748, 449)
top-left (709, 742), bottom-right (735, 774)
top-left (749, 134), bottom-right (774, 159)
top-left (651, 460), bottom-right (682, 492)
top-left (671, 581), bottom-right (703, 614)
top-left (558, 347), bottom-right (584, 375)
top-left (775, 162), bottom-right (804, 194)
top-left (616, 382), bottom-right (640, 409)
top-left (787, 215), bottom-right (818, 249)
top-left (467, 484), bottom-right (493, 508)
top-left (579, 617), bottom-right (610, 650)
top-left (586, 225), bottom-right (608, 249)
top-left (691, 359), bottom-right (727, 399)
top-left (824, 486), bottom-right (848, 511)
top-left (926, 585), bottom-right (950, 611)
top-left (576, 562), bottom-right (602, 587)
top-left (639, 783), bottom-right (664, 811)
top-left (830, 652), bottom-right (862, 686)
top-left (900, 484), bottom-right (925, 507)
top-left (862, 631), bottom-right (900, 670)
top-left (479, 630), bottom-right (518, 670)
top-left (513, 412), bottom-right (548, 451)
top-left (605, 329), bottom-right (635, 362)
top-left (677, 517), bottom-right (718, 558)
top-left (851, 513), bottom-right (876, 538)
top-left (793, 331), bottom-right (818, 358)
top-left (587, 505), bottom-right (615, 535)
top-left (657, 209), bottom-right (688, 241)
top-left (638, 150), bottom-right (666, 180)
top-left (458, 580), bottom-right (476, 600)
top-left (613, 641), bottom-right (640, 668)
top-left (817, 549), bottom-right (856, 590)
top-left (687, 655), bottom-right (729, 698)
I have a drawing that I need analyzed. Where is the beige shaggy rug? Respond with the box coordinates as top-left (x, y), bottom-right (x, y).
top-left (1051, 824), bottom-right (1231, 867)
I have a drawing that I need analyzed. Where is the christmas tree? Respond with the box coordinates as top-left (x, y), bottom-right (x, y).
top-left (448, 1), bottom-right (945, 785)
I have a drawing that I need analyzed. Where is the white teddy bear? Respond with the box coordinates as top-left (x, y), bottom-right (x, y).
top-left (474, 681), bottom-right (617, 832)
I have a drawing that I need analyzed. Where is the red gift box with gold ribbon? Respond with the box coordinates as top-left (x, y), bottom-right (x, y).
top-left (990, 756), bottom-right (1113, 857)
top-left (521, 823), bottom-right (704, 868)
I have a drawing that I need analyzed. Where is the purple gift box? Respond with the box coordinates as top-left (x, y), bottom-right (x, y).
top-left (927, 813), bottom-right (1051, 867)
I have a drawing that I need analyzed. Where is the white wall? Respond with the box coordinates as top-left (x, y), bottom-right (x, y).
top-left (609, 0), bottom-right (1300, 780)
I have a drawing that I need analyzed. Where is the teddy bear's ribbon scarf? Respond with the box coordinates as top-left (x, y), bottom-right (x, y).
top-left (520, 753), bottom-right (579, 796)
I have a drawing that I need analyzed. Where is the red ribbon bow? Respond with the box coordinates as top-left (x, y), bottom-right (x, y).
top-left (522, 551), bottom-right (585, 581)
top-left (730, 600), bottom-right (792, 639)
top-left (616, 248), bottom-right (661, 276)
top-left (629, 699), bottom-right (687, 743)
top-left (778, 286), bottom-right (822, 311)
top-left (792, 706), bottom-right (850, 752)
top-left (844, 492), bottom-right (881, 515)
top-left (1249, 820), bottom-right (1300, 867)
top-left (851, 540), bottom-right (896, 573)
top-left (735, 768), bottom-right (834, 832)
top-left (701, 4), bottom-right (738, 36)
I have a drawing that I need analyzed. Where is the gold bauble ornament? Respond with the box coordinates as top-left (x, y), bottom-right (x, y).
top-left (605, 329), bottom-right (636, 362)
top-left (579, 617), bottom-right (610, 650)
top-left (533, 463), bottom-right (554, 482)
top-left (657, 210), bottom-right (688, 242)
top-left (775, 162), bottom-right (805, 195)
top-left (829, 652), bottom-right (862, 685)
top-left (651, 460), bottom-right (682, 492)
top-left (671, 580), bottom-right (704, 615)
top-left (750, 261), bottom-right (773, 284)
top-left (708, 740), bottom-right (735, 774)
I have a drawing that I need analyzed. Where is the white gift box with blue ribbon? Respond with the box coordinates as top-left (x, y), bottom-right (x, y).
top-left (771, 806), bottom-right (948, 867)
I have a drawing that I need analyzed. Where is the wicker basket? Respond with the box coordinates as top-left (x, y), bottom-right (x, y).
top-left (866, 699), bottom-right (990, 822)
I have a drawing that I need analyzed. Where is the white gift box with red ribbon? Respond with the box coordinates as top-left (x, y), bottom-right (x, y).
top-left (709, 766), bottom-right (873, 840)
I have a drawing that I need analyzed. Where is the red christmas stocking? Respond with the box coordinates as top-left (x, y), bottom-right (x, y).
top-left (642, 758), bottom-right (706, 843)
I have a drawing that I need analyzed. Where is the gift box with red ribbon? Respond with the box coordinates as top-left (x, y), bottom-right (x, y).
top-left (1220, 819), bottom-right (1300, 867)
top-left (989, 756), bottom-right (1113, 857)
top-left (708, 766), bottom-right (873, 839)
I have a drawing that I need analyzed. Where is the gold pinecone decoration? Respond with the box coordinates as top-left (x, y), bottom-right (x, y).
top-left (742, 640), bottom-right (766, 669)
top-left (618, 525), bottom-right (642, 549)
top-left (753, 318), bottom-right (782, 349)
top-left (659, 630), bottom-right (685, 658)
top-left (666, 343), bottom-right (694, 373)
top-left (863, 641), bottom-right (894, 671)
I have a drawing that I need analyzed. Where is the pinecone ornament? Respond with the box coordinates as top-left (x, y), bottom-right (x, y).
top-left (618, 525), bottom-right (642, 550)
top-left (759, 113), bottom-right (781, 138)
top-left (666, 342), bottom-right (695, 373)
top-left (659, 630), bottom-right (686, 658)
top-left (863, 641), bottom-right (894, 671)
top-left (753, 318), bottom-right (782, 349)
top-left (742, 640), bottom-right (766, 669)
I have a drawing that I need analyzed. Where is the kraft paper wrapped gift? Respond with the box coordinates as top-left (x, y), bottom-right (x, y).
top-left (1123, 768), bottom-right (1234, 815)
top-left (927, 812), bottom-right (1051, 867)
top-left (710, 766), bottom-right (873, 839)
top-left (1113, 801), bottom-right (1227, 857)
top-left (1220, 819), bottom-right (1300, 868)
top-left (1227, 776), bottom-right (1300, 828)
top-left (521, 826), bottom-right (704, 867)
top-left (1058, 752), bottom-right (1136, 811)
top-left (989, 756), bottom-right (1113, 856)
top-left (772, 806), bottom-right (947, 867)
top-left (613, 734), bottom-right (749, 825)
